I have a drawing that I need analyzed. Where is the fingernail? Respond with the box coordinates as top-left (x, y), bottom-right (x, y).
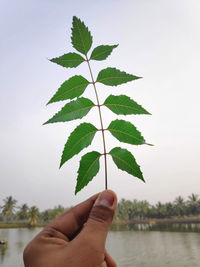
top-left (94, 191), bottom-right (114, 208)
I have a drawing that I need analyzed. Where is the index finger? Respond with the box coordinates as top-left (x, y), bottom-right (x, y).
top-left (45, 193), bottom-right (99, 239)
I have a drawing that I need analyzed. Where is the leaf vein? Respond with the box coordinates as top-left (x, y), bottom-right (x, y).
top-left (105, 103), bottom-right (143, 113)
top-left (110, 154), bottom-right (135, 172)
top-left (78, 155), bottom-right (101, 189)
top-left (65, 130), bottom-right (97, 157)
top-left (75, 19), bottom-right (87, 55)
top-left (91, 48), bottom-right (114, 58)
top-left (108, 128), bottom-right (144, 143)
top-left (97, 76), bottom-right (133, 82)
top-left (52, 82), bottom-right (89, 102)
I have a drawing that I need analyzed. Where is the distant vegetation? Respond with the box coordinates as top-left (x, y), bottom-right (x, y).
top-left (115, 193), bottom-right (200, 222)
top-left (0, 196), bottom-right (67, 227)
top-left (0, 194), bottom-right (200, 227)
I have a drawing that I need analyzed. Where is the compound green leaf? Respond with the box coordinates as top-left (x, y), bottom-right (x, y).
top-left (75, 151), bottom-right (101, 194)
top-left (47, 76), bottom-right (90, 104)
top-left (97, 67), bottom-right (141, 86)
top-left (43, 98), bottom-right (94, 124)
top-left (109, 147), bottom-right (144, 181)
top-left (90, 45), bottom-right (118, 61)
top-left (71, 16), bottom-right (93, 55)
top-left (107, 119), bottom-right (145, 145)
top-left (60, 123), bottom-right (98, 168)
top-left (50, 53), bottom-right (85, 68)
top-left (104, 95), bottom-right (150, 115)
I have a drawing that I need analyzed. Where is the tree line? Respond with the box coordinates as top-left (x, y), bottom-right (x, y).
top-left (115, 193), bottom-right (200, 221)
top-left (0, 193), bottom-right (200, 227)
top-left (0, 196), bottom-right (68, 227)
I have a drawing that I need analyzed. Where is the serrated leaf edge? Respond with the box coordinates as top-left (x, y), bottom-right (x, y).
top-left (104, 95), bottom-right (151, 115)
top-left (49, 53), bottom-right (85, 68)
top-left (47, 76), bottom-right (90, 105)
top-left (43, 98), bottom-right (95, 125)
top-left (72, 16), bottom-right (92, 55)
top-left (75, 152), bottom-right (101, 194)
top-left (90, 44), bottom-right (118, 60)
top-left (109, 148), bottom-right (145, 181)
top-left (60, 126), bottom-right (98, 168)
top-left (96, 67), bottom-right (142, 85)
top-left (107, 120), bottom-right (146, 145)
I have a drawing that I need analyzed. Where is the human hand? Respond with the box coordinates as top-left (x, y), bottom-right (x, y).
top-left (23, 190), bottom-right (117, 267)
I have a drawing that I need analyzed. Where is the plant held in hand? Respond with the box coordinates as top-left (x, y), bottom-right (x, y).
top-left (44, 16), bottom-right (151, 194)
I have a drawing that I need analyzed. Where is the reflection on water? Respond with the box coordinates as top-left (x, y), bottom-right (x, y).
top-left (0, 229), bottom-right (8, 265)
top-left (106, 229), bottom-right (200, 267)
top-left (0, 227), bottom-right (41, 267)
top-left (111, 222), bottom-right (200, 232)
top-left (0, 243), bottom-right (8, 264)
top-left (0, 225), bottom-right (200, 267)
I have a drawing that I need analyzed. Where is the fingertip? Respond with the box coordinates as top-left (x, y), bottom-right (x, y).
top-left (94, 190), bottom-right (117, 210)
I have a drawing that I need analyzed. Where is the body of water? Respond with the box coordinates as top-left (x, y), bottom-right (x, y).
top-left (1, 225), bottom-right (200, 267)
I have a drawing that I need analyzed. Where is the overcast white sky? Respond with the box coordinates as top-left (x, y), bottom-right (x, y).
top-left (1, 0), bottom-right (200, 210)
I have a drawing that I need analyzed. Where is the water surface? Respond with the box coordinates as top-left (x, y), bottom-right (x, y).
top-left (1, 225), bottom-right (200, 267)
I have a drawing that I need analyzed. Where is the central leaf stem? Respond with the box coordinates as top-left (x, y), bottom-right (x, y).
top-left (86, 56), bottom-right (108, 190)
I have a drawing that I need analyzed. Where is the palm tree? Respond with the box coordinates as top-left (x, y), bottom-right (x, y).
top-left (41, 210), bottom-right (51, 222)
top-left (28, 206), bottom-right (39, 227)
top-left (188, 193), bottom-right (199, 202)
top-left (1, 196), bottom-right (17, 222)
top-left (137, 201), bottom-right (150, 219)
top-left (116, 199), bottom-right (133, 221)
top-left (51, 205), bottom-right (66, 220)
top-left (187, 193), bottom-right (200, 215)
top-left (174, 196), bottom-right (186, 217)
top-left (130, 199), bottom-right (140, 219)
top-left (165, 202), bottom-right (174, 218)
top-left (155, 202), bottom-right (167, 218)
top-left (17, 204), bottom-right (29, 220)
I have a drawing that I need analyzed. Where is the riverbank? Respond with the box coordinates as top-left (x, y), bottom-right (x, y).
top-left (1, 217), bottom-right (200, 229)
top-left (114, 216), bottom-right (200, 225)
top-left (0, 222), bottom-right (47, 229)
top-left (114, 217), bottom-right (200, 225)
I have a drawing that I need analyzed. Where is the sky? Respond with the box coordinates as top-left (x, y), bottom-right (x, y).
top-left (0, 0), bottom-right (200, 210)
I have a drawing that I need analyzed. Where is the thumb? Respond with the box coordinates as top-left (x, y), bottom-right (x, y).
top-left (78, 190), bottom-right (117, 251)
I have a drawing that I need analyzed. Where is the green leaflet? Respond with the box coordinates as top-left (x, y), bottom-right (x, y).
top-left (75, 151), bottom-right (101, 194)
top-left (90, 45), bottom-right (118, 61)
top-left (109, 147), bottom-right (144, 181)
top-left (107, 119), bottom-right (146, 145)
top-left (50, 53), bottom-right (85, 68)
top-left (104, 95), bottom-right (150, 115)
top-left (45, 16), bottom-right (151, 194)
top-left (47, 76), bottom-right (90, 104)
top-left (60, 123), bottom-right (98, 168)
top-left (43, 98), bottom-right (95, 124)
top-left (71, 16), bottom-right (93, 55)
top-left (96, 67), bottom-right (141, 86)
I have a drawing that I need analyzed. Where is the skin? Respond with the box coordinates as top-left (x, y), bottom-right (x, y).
top-left (23, 190), bottom-right (117, 267)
